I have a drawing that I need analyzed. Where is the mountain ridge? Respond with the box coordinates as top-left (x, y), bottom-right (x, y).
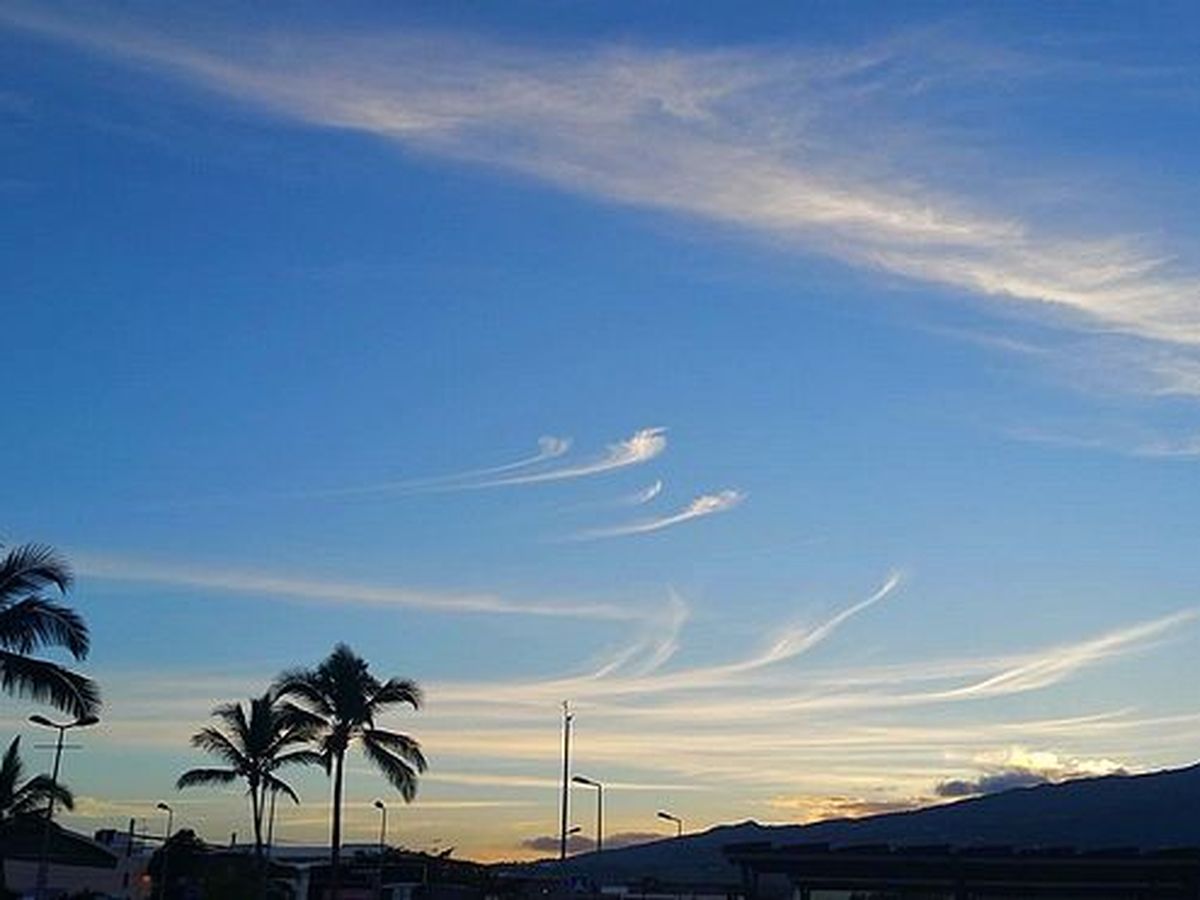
top-left (528, 761), bottom-right (1200, 883)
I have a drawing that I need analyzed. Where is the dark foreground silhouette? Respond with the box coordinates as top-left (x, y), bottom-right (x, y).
top-left (534, 762), bottom-right (1200, 884)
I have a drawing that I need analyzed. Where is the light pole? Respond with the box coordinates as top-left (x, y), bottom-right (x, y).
top-left (656, 810), bottom-right (683, 837)
top-left (157, 801), bottom-right (173, 900)
top-left (374, 799), bottom-right (388, 899)
top-left (374, 799), bottom-right (388, 853)
top-left (571, 775), bottom-right (603, 855)
top-left (558, 702), bottom-right (573, 862)
top-left (30, 713), bottom-right (99, 900)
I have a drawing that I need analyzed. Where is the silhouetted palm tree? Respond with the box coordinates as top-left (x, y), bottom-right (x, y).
top-left (0, 735), bottom-right (72, 822)
top-left (274, 644), bottom-right (425, 898)
top-left (176, 691), bottom-right (322, 860)
top-left (0, 734), bottom-right (75, 895)
top-left (0, 543), bottom-right (99, 717)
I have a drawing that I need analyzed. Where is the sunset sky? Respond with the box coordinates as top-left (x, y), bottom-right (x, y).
top-left (2, 1), bottom-right (1199, 861)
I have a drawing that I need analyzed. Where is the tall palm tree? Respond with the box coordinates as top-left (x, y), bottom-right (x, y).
top-left (274, 644), bottom-right (426, 898)
top-left (0, 735), bottom-right (73, 822)
top-left (0, 543), bottom-right (99, 718)
top-left (176, 691), bottom-right (322, 860)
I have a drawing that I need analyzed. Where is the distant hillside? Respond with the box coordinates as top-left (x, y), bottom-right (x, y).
top-left (530, 762), bottom-right (1200, 884)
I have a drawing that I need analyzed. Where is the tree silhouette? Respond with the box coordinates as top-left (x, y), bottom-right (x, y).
top-left (274, 644), bottom-right (425, 899)
top-left (177, 691), bottom-right (321, 861)
top-left (0, 735), bottom-right (75, 895)
top-left (0, 543), bottom-right (99, 718)
top-left (0, 735), bottom-right (73, 822)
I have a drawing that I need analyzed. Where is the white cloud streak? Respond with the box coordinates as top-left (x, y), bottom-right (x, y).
top-left (572, 489), bottom-right (742, 540)
top-left (470, 427), bottom-right (666, 487)
top-left (433, 571), bottom-right (903, 704)
top-left (300, 434), bottom-right (572, 499)
top-left (73, 552), bottom-right (650, 622)
top-left (624, 479), bottom-right (664, 506)
top-left (925, 610), bottom-right (1199, 701)
top-left (4, 8), bottom-right (1199, 363)
top-left (279, 429), bottom-right (664, 501)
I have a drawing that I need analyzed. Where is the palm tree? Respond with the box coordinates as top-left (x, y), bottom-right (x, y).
top-left (274, 644), bottom-right (426, 898)
top-left (0, 543), bottom-right (99, 718)
top-left (176, 691), bottom-right (322, 860)
top-left (0, 735), bottom-right (72, 822)
top-left (0, 735), bottom-right (74, 894)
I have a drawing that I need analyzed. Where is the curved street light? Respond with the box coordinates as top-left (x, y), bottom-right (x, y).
top-left (656, 810), bottom-right (684, 838)
top-left (373, 799), bottom-right (388, 853)
top-left (156, 802), bottom-right (174, 900)
top-left (30, 714), bottom-right (99, 900)
top-left (572, 775), bottom-right (603, 854)
top-left (374, 799), bottom-right (388, 898)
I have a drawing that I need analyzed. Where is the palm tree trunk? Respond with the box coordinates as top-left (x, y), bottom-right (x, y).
top-left (249, 782), bottom-right (268, 900)
top-left (251, 782), bottom-right (264, 860)
top-left (330, 749), bottom-right (345, 900)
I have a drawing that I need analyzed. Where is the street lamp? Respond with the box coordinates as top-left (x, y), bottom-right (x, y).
top-left (656, 810), bottom-right (684, 838)
top-left (571, 775), bottom-right (603, 854)
top-left (157, 802), bottom-right (173, 900)
top-left (373, 799), bottom-right (388, 852)
top-left (30, 713), bottom-right (99, 900)
top-left (374, 800), bottom-right (388, 900)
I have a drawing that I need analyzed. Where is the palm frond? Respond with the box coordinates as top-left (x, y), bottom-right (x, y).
top-left (271, 749), bottom-right (325, 771)
top-left (177, 768), bottom-right (239, 790)
top-left (0, 651), bottom-right (100, 718)
top-left (262, 773), bottom-right (301, 805)
top-left (0, 597), bottom-right (90, 659)
top-left (211, 701), bottom-right (251, 739)
top-left (0, 544), bottom-right (72, 604)
top-left (275, 700), bottom-right (327, 732)
top-left (370, 678), bottom-right (423, 712)
top-left (12, 775), bottom-right (73, 815)
top-left (361, 731), bottom-right (421, 801)
top-left (362, 728), bottom-right (426, 772)
top-left (273, 670), bottom-right (335, 718)
top-left (189, 727), bottom-right (250, 770)
top-left (0, 737), bottom-right (24, 813)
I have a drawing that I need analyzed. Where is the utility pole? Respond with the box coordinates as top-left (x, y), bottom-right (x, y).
top-left (558, 701), bottom-right (574, 862)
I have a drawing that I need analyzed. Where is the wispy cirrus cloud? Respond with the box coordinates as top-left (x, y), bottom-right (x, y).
top-left (926, 610), bottom-right (1198, 702)
top-left (469, 427), bottom-right (666, 487)
top-left (281, 428), bottom-right (663, 502)
top-left (623, 479), bottom-right (664, 506)
top-left (433, 571), bottom-right (903, 703)
top-left (72, 552), bottom-right (652, 622)
top-left (301, 434), bottom-right (572, 499)
top-left (5, 6), bottom-right (1199, 379)
top-left (572, 489), bottom-right (742, 540)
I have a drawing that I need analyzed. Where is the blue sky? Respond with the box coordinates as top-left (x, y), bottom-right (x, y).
top-left (2, 1), bottom-right (1199, 860)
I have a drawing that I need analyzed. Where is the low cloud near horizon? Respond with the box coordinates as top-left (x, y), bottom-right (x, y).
top-left (936, 748), bottom-right (1129, 798)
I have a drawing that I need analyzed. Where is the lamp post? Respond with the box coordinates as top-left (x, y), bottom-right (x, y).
top-left (374, 799), bottom-right (388, 899)
top-left (157, 802), bottom-right (173, 900)
top-left (571, 775), bottom-right (603, 854)
top-left (558, 702), bottom-right (573, 862)
top-left (374, 799), bottom-right (388, 853)
top-left (656, 810), bottom-right (683, 837)
top-left (30, 713), bottom-right (99, 900)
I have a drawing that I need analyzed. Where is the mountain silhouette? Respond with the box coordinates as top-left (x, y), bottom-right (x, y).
top-left (535, 762), bottom-right (1200, 883)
